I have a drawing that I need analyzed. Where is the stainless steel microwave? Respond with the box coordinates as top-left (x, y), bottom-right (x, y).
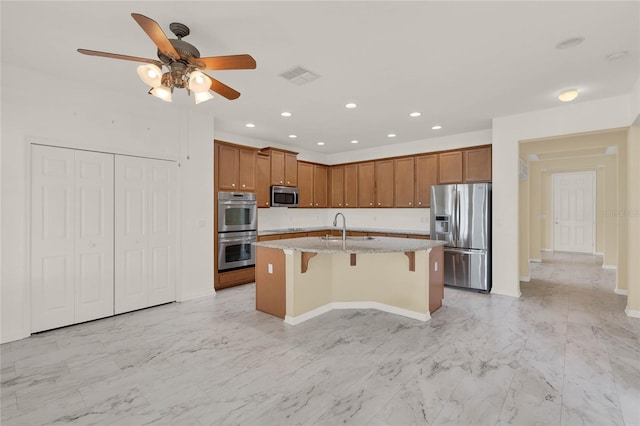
top-left (271, 185), bottom-right (299, 207)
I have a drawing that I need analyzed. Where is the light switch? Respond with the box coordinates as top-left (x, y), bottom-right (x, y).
top-left (268, 263), bottom-right (273, 274)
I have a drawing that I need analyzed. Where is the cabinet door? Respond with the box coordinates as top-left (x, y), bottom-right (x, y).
top-left (297, 161), bottom-right (314, 207)
top-left (270, 150), bottom-right (285, 185)
top-left (217, 144), bottom-right (239, 190)
top-left (314, 165), bottom-right (328, 207)
top-left (256, 154), bottom-right (271, 208)
top-left (115, 156), bottom-right (148, 314)
top-left (344, 164), bottom-right (358, 208)
top-left (285, 153), bottom-right (298, 187)
top-left (147, 159), bottom-right (177, 306)
top-left (464, 146), bottom-right (492, 182)
top-left (31, 145), bottom-right (76, 332)
top-left (375, 159), bottom-right (394, 207)
top-left (415, 154), bottom-right (438, 207)
top-left (329, 166), bottom-right (345, 208)
top-left (438, 151), bottom-right (463, 184)
top-left (239, 148), bottom-right (257, 191)
top-left (358, 162), bottom-right (375, 207)
top-left (393, 157), bottom-right (414, 207)
top-left (74, 151), bottom-right (114, 324)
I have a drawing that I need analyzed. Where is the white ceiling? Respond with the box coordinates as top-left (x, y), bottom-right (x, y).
top-left (2, 1), bottom-right (638, 154)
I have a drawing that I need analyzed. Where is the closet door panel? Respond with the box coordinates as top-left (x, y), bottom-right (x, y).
top-left (31, 145), bottom-right (76, 332)
top-left (115, 156), bottom-right (148, 314)
top-left (147, 160), bottom-right (177, 306)
top-left (74, 151), bottom-right (114, 323)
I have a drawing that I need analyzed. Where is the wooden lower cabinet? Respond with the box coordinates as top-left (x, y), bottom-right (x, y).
top-left (256, 247), bottom-right (286, 318)
top-left (429, 245), bottom-right (444, 313)
top-left (216, 267), bottom-right (255, 290)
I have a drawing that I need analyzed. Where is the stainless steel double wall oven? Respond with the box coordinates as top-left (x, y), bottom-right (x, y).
top-left (217, 192), bottom-right (257, 271)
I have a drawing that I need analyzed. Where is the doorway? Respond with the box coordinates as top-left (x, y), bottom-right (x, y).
top-left (552, 171), bottom-right (595, 254)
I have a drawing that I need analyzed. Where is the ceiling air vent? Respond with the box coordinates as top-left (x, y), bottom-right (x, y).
top-left (279, 66), bottom-right (321, 85)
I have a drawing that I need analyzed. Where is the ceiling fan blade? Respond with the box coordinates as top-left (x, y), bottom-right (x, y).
top-left (205, 74), bottom-right (241, 100)
top-left (77, 49), bottom-right (163, 67)
top-left (195, 54), bottom-right (257, 71)
top-left (131, 13), bottom-right (180, 60)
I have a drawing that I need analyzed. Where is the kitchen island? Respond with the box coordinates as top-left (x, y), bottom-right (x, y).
top-left (254, 236), bottom-right (445, 325)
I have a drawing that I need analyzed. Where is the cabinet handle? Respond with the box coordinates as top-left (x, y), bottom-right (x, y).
top-left (409, 202), bottom-right (412, 206)
top-left (418, 201), bottom-right (422, 205)
top-left (315, 203), bottom-right (318, 206)
top-left (280, 180), bottom-right (283, 184)
top-left (339, 203), bottom-right (342, 206)
top-left (232, 183), bottom-right (235, 187)
top-left (242, 184), bottom-right (245, 188)
top-left (377, 203), bottom-right (381, 206)
top-left (345, 203), bottom-right (349, 206)
top-left (369, 203), bottom-right (373, 206)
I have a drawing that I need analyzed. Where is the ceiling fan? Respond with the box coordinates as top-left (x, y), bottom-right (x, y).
top-left (77, 13), bottom-right (256, 103)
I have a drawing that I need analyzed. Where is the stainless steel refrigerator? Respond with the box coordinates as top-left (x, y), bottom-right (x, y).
top-left (430, 183), bottom-right (491, 292)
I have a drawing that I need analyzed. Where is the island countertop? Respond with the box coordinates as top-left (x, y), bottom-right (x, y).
top-left (254, 236), bottom-right (446, 254)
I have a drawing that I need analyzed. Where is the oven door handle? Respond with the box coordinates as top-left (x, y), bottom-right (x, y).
top-left (219, 237), bottom-right (256, 244)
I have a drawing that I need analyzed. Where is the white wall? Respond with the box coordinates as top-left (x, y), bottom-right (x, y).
top-left (492, 94), bottom-right (636, 298)
top-left (1, 64), bottom-right (215, 343)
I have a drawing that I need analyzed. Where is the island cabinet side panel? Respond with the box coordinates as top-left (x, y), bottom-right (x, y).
top-left (256, 247), bottom-right (286, 318)
top-left (331, 251), bottom-right (430, 315)
top-left (289, 251), bottom-right (333, 317)
top-left (429, 245), bottom-right (444, 313)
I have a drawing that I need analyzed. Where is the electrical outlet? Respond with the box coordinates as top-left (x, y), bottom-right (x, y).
top-left (434, 261), bottom-right (438, 272)
top-left (268, 264), bottom-right (273, 274)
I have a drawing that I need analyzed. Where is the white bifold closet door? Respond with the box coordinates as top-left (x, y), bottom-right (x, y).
top-left (31, 145), bottom-right (114, 332)
top-left (114, 156), bottom-right (176, 314)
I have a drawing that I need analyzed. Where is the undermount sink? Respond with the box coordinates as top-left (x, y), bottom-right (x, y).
top-left (320, 236), bottom-right (375, 241)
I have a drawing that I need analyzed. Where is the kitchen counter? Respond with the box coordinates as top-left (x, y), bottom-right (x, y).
top-left (255, 236), bottom-right (445, 326)
top-left (258, 227), bottom-right (429, 237)
top-left (255, 236), bottom-right (444, 254)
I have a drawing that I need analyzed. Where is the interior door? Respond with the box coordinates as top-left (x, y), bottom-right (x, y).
top-left (147, 159), bottom-right (177, 306)
top-left (31, 145), bottom-right (76, 332)
top-left (115, 156), bottom-right (148, 314)
top-left (553, 172), bottom-right (595, 253)
top-left (74, 151), bottom-right (114, 323)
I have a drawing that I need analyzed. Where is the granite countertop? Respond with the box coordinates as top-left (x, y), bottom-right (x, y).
top-left (258, 227), bottom-right (429, 237)
top-left (254, 236), bottom-right (445, 254)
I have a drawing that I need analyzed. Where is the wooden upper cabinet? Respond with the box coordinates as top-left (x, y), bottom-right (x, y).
top-left (297, 161), bottom-right (314, 208)
top-left (260, 148), bottom-right (298, 187)
top-left (463, 146), bottom-right (492, 182)
top-left (216, 141), bottom-right (257, 192)
top-left (415, 154), bottom-right (438, 207)
top-left (329, 166), bottom-right (345, 208)
top-left (394, 157), bottom-right (414, 207)
top-left (375, 159), bottom-right (394, 207)
top-left (285, 153), bottom-right (298, 187)
top-left (344, 164), bottom-right (358, 208)
top-left (358, 162), bottom-right (375, 207)
top-left (238, 148), bottom-right (257, 191)
top-left (256, 153), bottom-right (271, 208)
top-left (438, 151), bottom-right (463, 184)
top-left (270, 150), bottom-right (285, 185)
top-left (314, 165), bottom-right (328, 208)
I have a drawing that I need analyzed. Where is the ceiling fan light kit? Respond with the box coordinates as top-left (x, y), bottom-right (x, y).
top-left (78, 13), bottom-right (256, 104)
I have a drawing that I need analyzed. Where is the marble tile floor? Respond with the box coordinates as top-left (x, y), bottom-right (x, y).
top-left (2, 251), bottom-right (639, 425)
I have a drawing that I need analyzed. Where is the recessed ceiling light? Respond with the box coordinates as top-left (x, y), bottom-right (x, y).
top-left (281, 112), bottom-right (292, 117)
top-left (409, 112), bottom-right (421, 117)
top-left (317, 142), bottom-right (325, 146)
top-left (245, 123), bottom-right (255, 128)
top-left (345, 103), bottom-right (357, 109)
top-left (555, 36), bottom-right (585, 50)
top-left (387, 133), bottom-right (396, 138)
top-left (350, 140), bottom-right (359, 144)
top-left (606, 51), bottom-right (628, 61)
top-left (558, 89), bottom-right (579, 102)
top-left (431, 125), bottom-right (442, 130)
top-left (288, 134), bottom-right (297, 139)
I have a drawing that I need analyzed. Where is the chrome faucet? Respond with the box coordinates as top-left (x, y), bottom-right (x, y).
top-left (333, 212), bottom-right (347, 241)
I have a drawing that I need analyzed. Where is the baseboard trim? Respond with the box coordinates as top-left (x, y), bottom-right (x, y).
top-left (602, 264), bottom-right (617, 271)
top-left (625, 307), bottom-right (640, 318)
top-left (529, 258), bottom-right (542, 263)
top-left (520, 275), bottom-right (531, 282)
top-left (284, 302), bottom-right (430, 326)
top-left (614, 288), bottom-right (628, 296)
top-left (540, 248), bottom-right (553, 252)
top-left (594, 252), bottom-right (604, 256)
